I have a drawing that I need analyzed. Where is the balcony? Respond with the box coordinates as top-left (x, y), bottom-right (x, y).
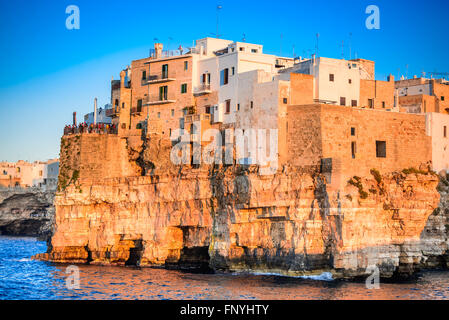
top-left (106, 107), bottom-right (120, 117)
top-left (194, 83), bottom-right (212, 95)
top-left (142, 71), bottom-right (176, 85)
top-left (184, 113), bottom-right (211, 124)
top-left (144, 94), bottom-right (176, 105)
top-left (131, 105), bottom-right (143, 115)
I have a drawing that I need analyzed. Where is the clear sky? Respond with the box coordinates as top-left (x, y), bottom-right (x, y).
top-left (0, 0), bottom-right (448, 162)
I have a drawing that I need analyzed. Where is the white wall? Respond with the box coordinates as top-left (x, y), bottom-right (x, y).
top-left (426, 112), bottom-right (449, 173)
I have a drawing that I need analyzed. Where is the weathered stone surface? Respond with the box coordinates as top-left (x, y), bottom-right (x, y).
top-left (36, 160), bottom-right (447, 278)
top-left (0, 188), bottom-right (55, 240)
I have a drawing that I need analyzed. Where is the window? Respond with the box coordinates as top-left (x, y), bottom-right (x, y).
top-left (382, 101), bottom-right (386, 108)
top-left (225, 99), bottom-right (231, 113)
top-left (142, 70), bottom-right (146, 80)
top-left (340, 97), bottom-right (346, 106)
top-left (122, 102), bottom-right (125, 109)
top-left (162, 64), bottom-right (168, 79)
top-left (157, 112), bottom-right (161, 118)
top-left (376, 141), bottom-right (387, 158)
top-left (351, 142), bottom-right (356, 159)
top-left (221, 68), bottom-right (229, 85)
top-left (181, 83), bottom-right (187, 94)
top-left (283, 98), bottom-right (288, 104)
top-left (250, 101), bottom-right (253, 109)
top-left (184, 61), bottom-right (188, 70)
top-left (231, 67), bottom-right (235, 75)
top-left (444, 126), bottom-right (447, 138)
top-left (351, 127), bottom-right (355, 136)
top-left (159, 86), bottom-right (168, 100)
top-left (239, 47), bottom-right (244, 51)
top-left (348, 79), bottom-right (352, 84)
top-left (368, 99), bottom-right (374, 108)
top-left (115, 99), bottom-right (119, 107)
top-left (442, 96), bottom-right (445, 101)
top-left (137, 99), bottom-right (142, 111)
top-left (351, 100), bottom-right (357, 107)
top-left (329, 74), bottom-right (334, 82)
top-left (251, 49), bottom-right (258, 53)
top-left (205, 106), bottom-right (211, 114)
top-left (39, 170), bottom-right (43, 177)
top-left (171, 109), bottom-right (174, 117)
top-left (237, 104), bottom-right (240, 111)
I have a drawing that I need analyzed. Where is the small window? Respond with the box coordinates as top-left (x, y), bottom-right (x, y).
top-left (442, 96), bottom-right (445, 101)
top-left (351, 142), bottom-right (356, 159)
top-left (368, 99), bottom-right (374, 108)
top-left (444, 126), bottom-right (447, 138)
top-left (329, 74), bottom-right (334, 82)
top-left (39, 170), bottom-right (43, 177)
top-left (205, 106), bottom-right (211, 114)
top-left (171, 109), bottom-right (174, 117)
top-left (239, 47), bottom-right (244, 51)
top-left (351, 100), bottom-right (357, 107)
top-left (283, 98), bottom-right (288, 104)
top-left (221, 68), bottom-right (229, 85)
top-left (181, 83), bottom-right (187, 93)
top-left (184, 61), bottom-right (188, 70)
top-left (157, 112), bottom-right (161, 118)
top-left (250, 101), bottom-right (253, 109)
top-left (352, 63), bottom-right (357, 68)
top-left (340, 97), bottom-right (346, 106)
top-left (115, 99), bottom-right (119, 107)
top-left (225, 99), bottom-right (231, 113)
top-left (122, 102), bottom-right (125, 109)
top-left (237, 104), bottom-right (240, 111)
top-left (351, 127), bottom-right (355, 136)
top-left (142, 70), bottom-right (146, 80)
top-left (376, 141), bottom-right (386, 158)
top-left (348, 79), bottom-right (352, 84)
top-left (382, 101), bottom-right (386, 108)
top-left (231, 67), bottom-right (235, 75)
top-left (251, 49), bottom-right (258, 53)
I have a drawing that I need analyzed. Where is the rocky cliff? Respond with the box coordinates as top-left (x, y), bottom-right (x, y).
top-left (0, 188), bottom-right (55, 240)
top-left (34, 133), bottom-right (449, 279)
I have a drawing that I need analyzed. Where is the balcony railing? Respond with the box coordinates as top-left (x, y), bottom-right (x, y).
top-left (106, 107), bottom-right (120, 117)
top-left (144, 93), bottom-right (176, 105)
top-left (194, 83), bottom-right (212, 95)
top-left (143, 71), bottom-right (176, 84)
top-left (184, 113), bottom-right (211, 123)
top-left (149, 49), bottom-right (183, 59)
top-left (131, 105), bottom-right (143, 114)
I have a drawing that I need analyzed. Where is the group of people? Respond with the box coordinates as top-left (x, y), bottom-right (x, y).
top-left (63, 123), bottom-right (117, 135)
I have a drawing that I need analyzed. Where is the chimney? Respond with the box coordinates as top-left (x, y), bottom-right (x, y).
top-left (120, 70), bottom-right (126, 88)
top-left (94, 98), bottom-right (97, 125)
top-left (154, 43), bottom-right (163, 59)
top-left (387, 74), bottom-right (395, 82)
top-left (73, 112), bottom-right (77, 126)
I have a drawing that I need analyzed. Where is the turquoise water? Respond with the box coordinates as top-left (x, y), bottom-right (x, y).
top-left (1, 236), bottom-right (449, 300)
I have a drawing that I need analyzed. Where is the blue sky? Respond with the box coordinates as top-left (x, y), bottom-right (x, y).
top-left (0, 0), bottom-right (448, 161)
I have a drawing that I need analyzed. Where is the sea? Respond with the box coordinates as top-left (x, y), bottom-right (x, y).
top-left (1, 236), bottom-right (449, 300)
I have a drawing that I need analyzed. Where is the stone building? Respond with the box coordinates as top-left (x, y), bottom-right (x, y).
top-left (66, 36), bottom-right (448, 175)
top-left (0, 159), bottom-right (59, 190)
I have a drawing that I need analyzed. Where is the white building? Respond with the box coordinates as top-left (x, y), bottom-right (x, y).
top-left (190, 37), bottom-right (293, 125)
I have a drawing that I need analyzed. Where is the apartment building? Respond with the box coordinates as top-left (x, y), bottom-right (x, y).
top-left (0, 159), bottom-right (59, 190)
top-left (97, 36), bottom-right (448, 174)
top-left (396, 77), bottom-right (449, 114)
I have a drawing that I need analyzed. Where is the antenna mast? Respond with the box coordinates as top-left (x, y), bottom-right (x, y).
top-left (216, 5), bottom-right (222, 38)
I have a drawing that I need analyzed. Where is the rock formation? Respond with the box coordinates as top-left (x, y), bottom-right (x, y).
top-left (34, 133), bottom-right (449, 279)
top-left (0, 188), bottom-right (55, 240)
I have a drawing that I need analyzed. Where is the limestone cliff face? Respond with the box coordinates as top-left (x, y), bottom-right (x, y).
top-left (0, 188), bottom-right (55, 240)
top-left (35, 131), bottom-right (447, 278)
